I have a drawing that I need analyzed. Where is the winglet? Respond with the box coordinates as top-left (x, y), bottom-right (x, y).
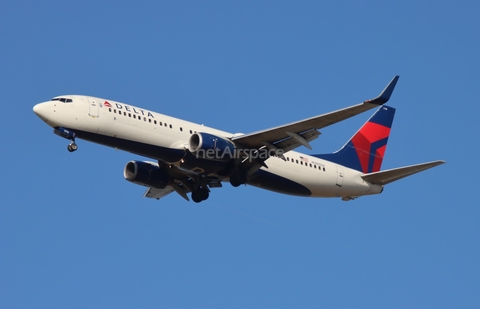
top-left (364, 76), bottom-right (400, 105)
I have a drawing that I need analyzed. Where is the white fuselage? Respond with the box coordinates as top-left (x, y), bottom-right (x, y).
top-left (33, 95), bottom-right (383, 200)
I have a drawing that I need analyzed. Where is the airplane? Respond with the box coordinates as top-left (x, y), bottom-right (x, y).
top-left (33, 76), bottom-right (444, 203)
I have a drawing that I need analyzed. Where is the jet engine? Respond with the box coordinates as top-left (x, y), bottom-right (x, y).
top-left (124, 161), bottom-right (171, 188)
top-left (188, 132), bottom-right (235, 161)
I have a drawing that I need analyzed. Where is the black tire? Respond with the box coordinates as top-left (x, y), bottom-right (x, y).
top-left (192, 188), bottom-right (209, 203)
top-left (191, 191), bottom-right (202, 203)
top-left (199, 188), bottom-right (209, 201)
top-left (230, 174), bottom-right (247, 187)
top-left (67, 145), bottom-right (74, 152)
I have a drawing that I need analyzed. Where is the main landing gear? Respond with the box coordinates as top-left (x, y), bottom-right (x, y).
top-left (191, 187), bottom-right (209, 203)
top-left (229, 173), bottom-right (247, 187)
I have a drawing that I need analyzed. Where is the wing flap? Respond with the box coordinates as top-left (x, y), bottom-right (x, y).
top-left (280, 129), bottom-right (321, 152)
top-left (143, 187), bottom-right (175, 199)
top-left (143, 182), bottom-right (191, 201)
top-left (361, 160), bottom-right (445, 185)
top-left (141, 161), bottom-right (223, 201)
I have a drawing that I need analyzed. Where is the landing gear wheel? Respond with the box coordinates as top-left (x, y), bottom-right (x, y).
top-left (67, 142), bottom-right (78, 152)
top-left (230, 174), bottom-right (247, 187)
top-left (198, 188), bottom-right (209, 201)
top-left (191, 191), bottom-right (202, 203)
top-left (191, 188), bottom-right (209, 203)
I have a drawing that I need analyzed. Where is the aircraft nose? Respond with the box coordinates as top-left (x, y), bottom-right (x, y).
top-left (33, 102), bottom-right (50, 122)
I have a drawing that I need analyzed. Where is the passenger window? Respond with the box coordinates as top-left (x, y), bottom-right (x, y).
top-left (169, 124), bottom-right (172, 129)
top-left (180, 127), bottom-right (183, 131)
top-left (133, 115), bottom-right (136, 119)
top-left (149, 119), bottom-right (151, 123)
top-left (154, 120), bottom-right (157, 124)
top-left (128, 113), bottom-right (131, 117)
top-left (296, 160), bottom-right (299, 164)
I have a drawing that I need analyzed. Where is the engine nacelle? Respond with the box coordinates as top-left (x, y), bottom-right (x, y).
top-left (124, 161), bottom-right (171, 189)
top-left (188, 132), bottom-right (235, 161)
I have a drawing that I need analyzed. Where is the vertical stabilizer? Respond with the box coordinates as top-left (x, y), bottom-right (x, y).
top-left (314, 106), bottom-right (396, 173)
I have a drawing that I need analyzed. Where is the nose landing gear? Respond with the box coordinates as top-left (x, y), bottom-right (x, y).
top-left (53, 127), bottom-right (78, 153)
top-left (67, 141), bottom-right (78, 152)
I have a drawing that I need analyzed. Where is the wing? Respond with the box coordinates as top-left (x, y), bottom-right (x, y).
top-left (232, 76), bottom-right (399, 152)
top-left (144, 186), bottom-right (175, 199)
top-left (142, 161), bottom-right (223, 201)
top-left (361, 160), bottom-right (445, 185)
top-left (143, 180), bottom-right (192, 201)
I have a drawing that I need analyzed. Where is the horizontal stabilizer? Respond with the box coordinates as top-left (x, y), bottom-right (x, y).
top-left (361, 160), bottom-right (445, 185)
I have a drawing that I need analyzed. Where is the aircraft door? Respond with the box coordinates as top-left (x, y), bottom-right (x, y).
top-left (88, 97), bottom-right (99, 118)
top-left (336, 165), bottom-right (344, 187)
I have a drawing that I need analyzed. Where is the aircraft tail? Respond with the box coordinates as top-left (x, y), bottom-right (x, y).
top-left (313, 105), bottom-right (395, 173)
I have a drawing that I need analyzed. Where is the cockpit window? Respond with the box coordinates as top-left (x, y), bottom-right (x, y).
top-left (51, 97), bottom-right (73, 103)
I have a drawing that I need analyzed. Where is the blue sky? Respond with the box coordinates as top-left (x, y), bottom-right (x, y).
top-left (1, 1), bottom-right (478, 308)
